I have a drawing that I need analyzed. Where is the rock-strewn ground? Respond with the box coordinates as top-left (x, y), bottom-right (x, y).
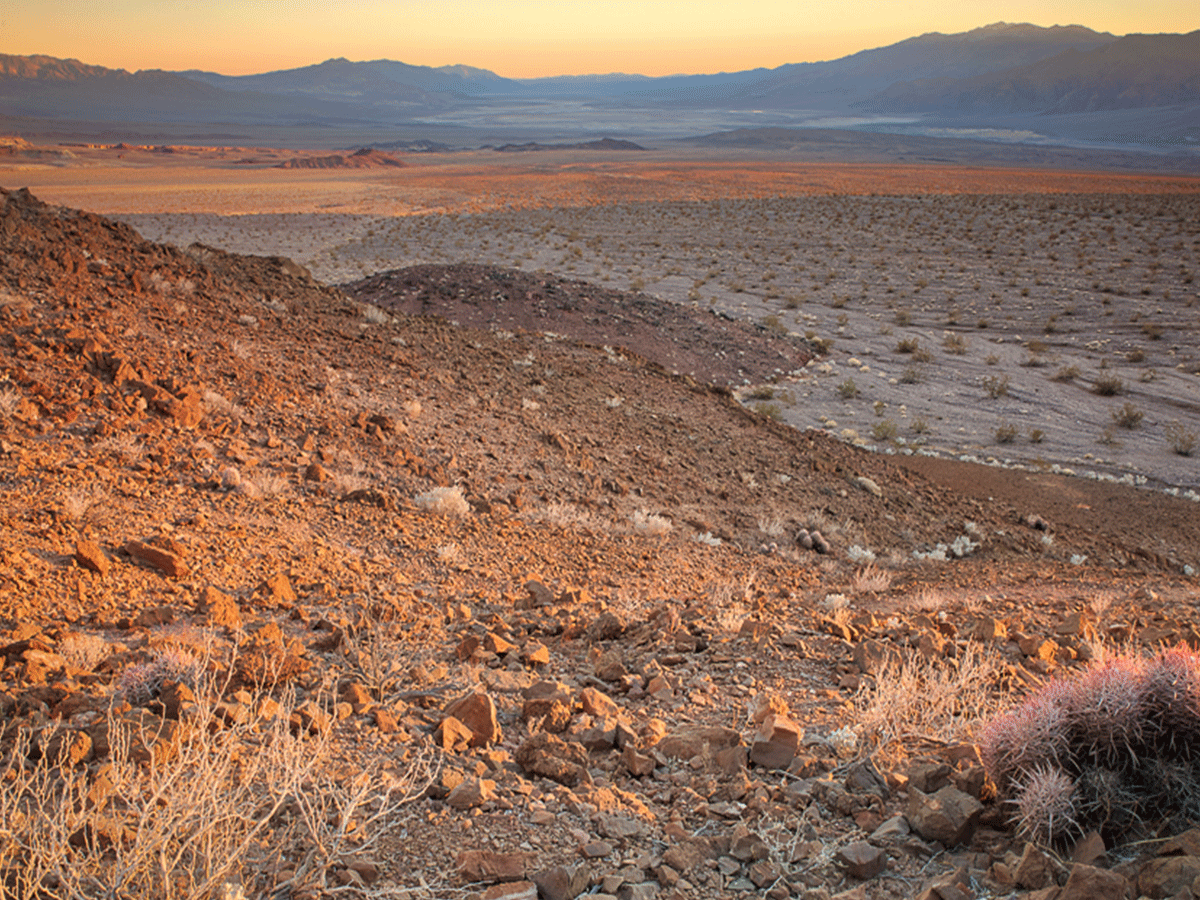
top-left (2, 184), bottom-right (1200, 900)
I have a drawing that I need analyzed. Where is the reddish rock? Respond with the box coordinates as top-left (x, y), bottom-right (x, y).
top-left (196, 585), bottom-right (242, 631)
top-left (446, 777), bottom-right (497, 810)
top-left (1062, 863), bottom-right (1127, 900)
top-left (835, 841), bottom-right (887, 879)
top-left (123, 538), bottom-right (188, 578)
top-left (1137, 856), bottom-right (1200, 898)
top-left (443, 692), bottom-right (501, 747)
top-left (907, 785), bottom-right (982, 847)
top-left (257, 572), bottom-right (297, 607)
top-left (439, 715), bottom-right (473, 752)
top-left (515, 732), bottom-right (591, 787)
top-left (580, 686), bottom-right (620, 718)
top-left (456, 849), bottom-right (532, 883)
top-left (749, 712), bottom-right (802, 769)
top-left (74, 538), bottom-right (109, 575)
top-left (482, 881), bottom-right (537, 900)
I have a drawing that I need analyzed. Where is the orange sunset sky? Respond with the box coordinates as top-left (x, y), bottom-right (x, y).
top-left (3, 0), bottom-right (1197, 78)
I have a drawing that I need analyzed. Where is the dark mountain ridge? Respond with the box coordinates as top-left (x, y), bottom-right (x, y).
top-left (1, 24), bottom-right (1195, 153)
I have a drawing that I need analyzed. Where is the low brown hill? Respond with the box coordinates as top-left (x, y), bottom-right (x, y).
top-left (273, 147), bottom-right (406, 169)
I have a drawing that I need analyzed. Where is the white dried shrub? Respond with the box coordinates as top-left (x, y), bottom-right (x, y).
top-left (847, 544), bottom-right (876, 564)
top-left (414, 485), bottom-right (470, 517)
top-left (62, 485), bottom-right (108, 523)
top-left (361, 303), bottom-right (393, 324)
top-left (0, 386), bottom-right (20, 417)
top-left (757, 516), bottom-right (785, 537)
top-left (631, 509), bottom-right (672, 537)
top-left (693, 531), bottom-right (722, 547)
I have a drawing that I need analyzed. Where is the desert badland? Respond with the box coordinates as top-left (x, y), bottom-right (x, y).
top-left (2, 21), bottom-right (1200, 900)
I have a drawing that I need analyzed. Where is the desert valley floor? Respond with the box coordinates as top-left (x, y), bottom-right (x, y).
top-left (1, 140), bottom-right (1199, 900)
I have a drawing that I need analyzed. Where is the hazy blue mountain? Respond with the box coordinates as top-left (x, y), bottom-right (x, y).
top-left (860, 30), bottom-right (1200, 114)
top-left (0, 24), bottom-right (1193, 154)
top-left (0, 54), bottom-right (355, 123)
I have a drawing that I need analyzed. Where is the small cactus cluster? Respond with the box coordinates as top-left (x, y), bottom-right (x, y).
top-left (979, 646), bottom-right (1200, 845)
top-left (115, 647), bottom-right (205, 706)
top-left (796, 528), bottom-right (830, 554)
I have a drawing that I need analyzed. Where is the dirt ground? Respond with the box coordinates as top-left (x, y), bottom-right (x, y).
top-left (1, 145), bottom-right (1199, 900)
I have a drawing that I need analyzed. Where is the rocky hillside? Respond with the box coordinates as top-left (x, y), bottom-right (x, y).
top-left (2, 186), bottom-right (1199, 899)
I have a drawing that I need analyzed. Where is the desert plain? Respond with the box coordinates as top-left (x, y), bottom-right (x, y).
top-left (1, 136), bottom-right (1200, 900)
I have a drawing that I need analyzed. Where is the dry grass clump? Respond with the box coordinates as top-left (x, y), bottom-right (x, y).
top-left (61, 485), bottom-right (109, 524)
top-left (0, 680), bottom-right (438, 899)
top-left (413, 485), bottom-right (470, 517)
top-left (994, 421), bottom-right (1019, 444)
top-left (631, 509), bottom-right (672, 537)
top-left (1111, 402), bottom-right (1144, 430)
top-left (854, 642), bottom-right (1005, 764)
top-left (852, 564), bottom-right (893, 595)
top-left (981, 374), bottom-right (1010, 398)
top-left (1092, 373), bottom-right (1124, 396)
top-left (1166, 420), bottom-right (1197, 456)
top-left (0, 385), bottom-right (21, 418)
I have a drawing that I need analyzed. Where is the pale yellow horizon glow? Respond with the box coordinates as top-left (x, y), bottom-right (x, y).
top-left (3, 1), bottom-right (1197, 79)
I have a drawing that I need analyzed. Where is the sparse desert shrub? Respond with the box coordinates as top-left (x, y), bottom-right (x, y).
top-left (0, 385), bottom-right (20, 418)
top-left (745, 385), bottom-right (776, 401)
top-left (837, 378), bottom-right (859, 399)
top-left (1029, 428), bottom-right (1045, 444)
top-left (631, 509), bottom-right (672, 537)
top-left (1111, 402), bottom-right (1144, 430)
top-left (855, 642), bottom-right (1004, 764)
top-left (911, 346), bottom-right (934, 363)
top-left (995, 422), bottom-right (1018, 444)
top-left (911, 417), bottom-right (930, 434)
top-left (361, 303), bottom-right (393, 324)
top-left (894, 309), bottom-right (912, 326)
top-left (846, 544), bottom-right (876, 564)
top-left (982, 374), bottom-right (1010, 398)
top-left (753, 401), bottom-right (783, 421)
top-left (872, 420), bottom-right (898, 442)
top-left (414, 485), bottom-right (470, 517)
top-left (852, 564), bottom-right (892, 594)
top-left (980, 648), bottom-right (1200, 846)
top-left (895, 337), bottom-right (920, 354)
top-left (1097, 427), bottom-right (1121, 447)
top-left (0, 678), bottom-right (438, 900)
top-left (899, 365), bottom-right (923, 384)
top-left (61, 484), bottom-right (109, 523)
top-left (757, 516), bottom-right (785, 537)
top-left (1050, 364), bottom-right (1080, 382)
top-left (943, 333), bottom-right (968, 355)
top-left (1092, 373), bottom-right (1124, 396)
top-left (1166, 420), bottom-right (1197, 456)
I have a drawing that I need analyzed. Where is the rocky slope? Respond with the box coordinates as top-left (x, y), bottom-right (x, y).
top-left (1, 185), bottom-right (1199, 899)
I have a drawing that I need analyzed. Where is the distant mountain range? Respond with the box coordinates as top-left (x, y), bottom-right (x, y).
top-left (1, 23), bottom-right (1197, 153)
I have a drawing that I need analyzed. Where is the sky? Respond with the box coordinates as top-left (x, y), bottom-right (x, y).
top-left (3, 0), bottom-right (1197, 79)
